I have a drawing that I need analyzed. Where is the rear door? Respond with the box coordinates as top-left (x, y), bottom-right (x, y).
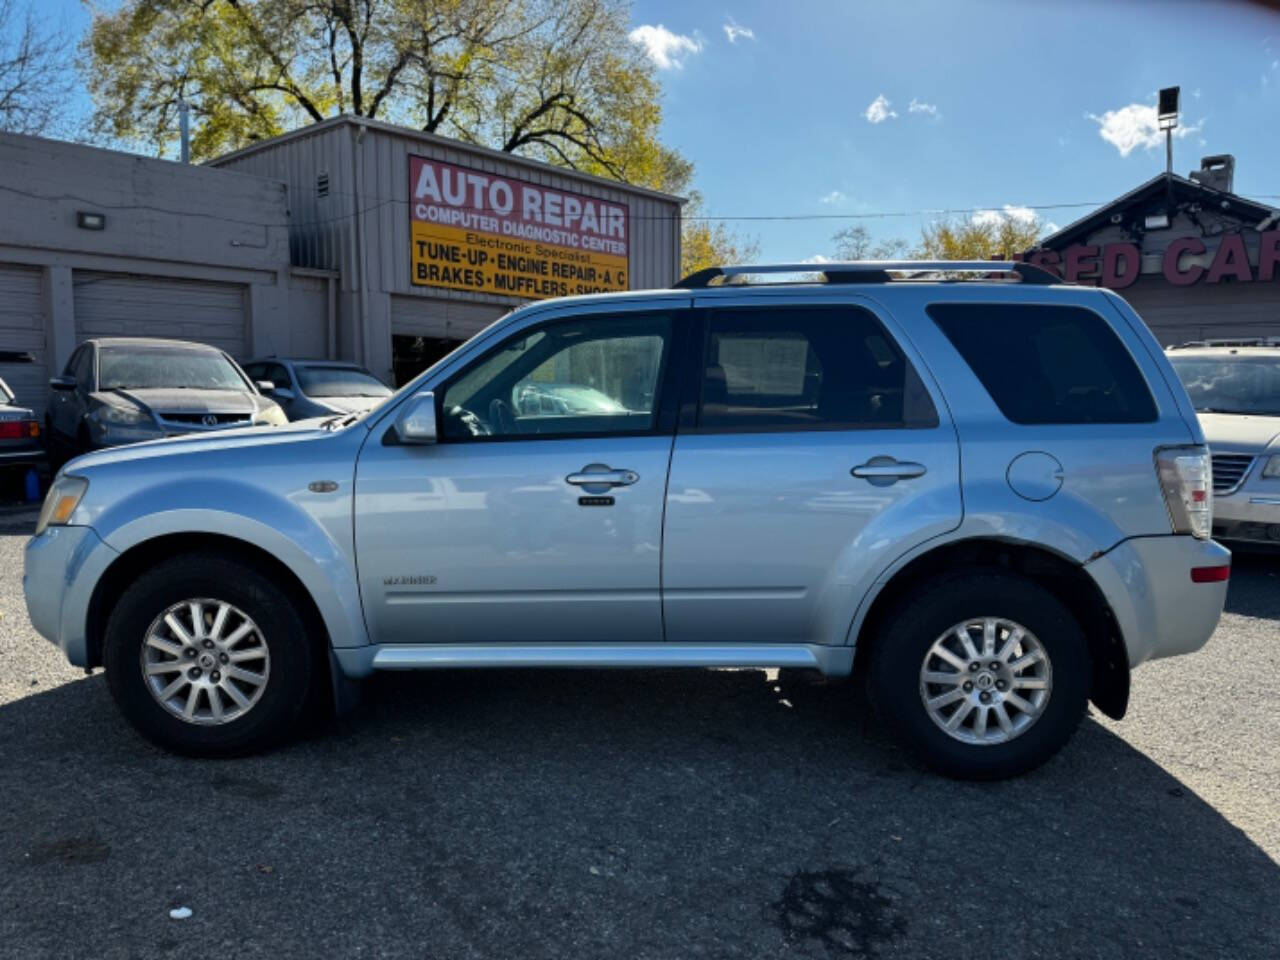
top-left (662, 296), bottom-right (962, 646)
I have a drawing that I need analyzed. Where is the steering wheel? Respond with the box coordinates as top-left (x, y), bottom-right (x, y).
top-left (488, 398), bottom-right (519, 435)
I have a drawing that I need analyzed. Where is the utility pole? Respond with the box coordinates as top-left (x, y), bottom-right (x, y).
top-left (178, 99), bottom-right (190, 164)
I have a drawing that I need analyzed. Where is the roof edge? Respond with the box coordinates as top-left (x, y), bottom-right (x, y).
top-left (208, 115), bottom-right (686, 205)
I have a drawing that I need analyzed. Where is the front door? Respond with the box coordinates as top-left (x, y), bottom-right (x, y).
top-left (354, 305), bottom-right (688, 646)
top-left (662, 299), bottom-right (963, 646)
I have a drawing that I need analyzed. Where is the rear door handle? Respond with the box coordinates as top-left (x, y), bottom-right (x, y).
top-left (566, 466), bottom-right (639, 487)
top-left (851, 458), bottom-right (927, 481)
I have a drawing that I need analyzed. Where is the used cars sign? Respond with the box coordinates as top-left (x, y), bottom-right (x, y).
top-left (409, 155), bottom-right (630, 299)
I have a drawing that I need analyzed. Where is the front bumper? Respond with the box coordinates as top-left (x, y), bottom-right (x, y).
top-left (23, 524), bottom-right (118, 667)
top-left (1084, 535), bottom-right (1231, 667)
top-left (1212, 488), bottom-right (1280, 546)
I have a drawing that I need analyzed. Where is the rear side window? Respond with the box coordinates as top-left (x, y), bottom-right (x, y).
top-left (927, 303), bottom-right (1157, 424)
top-left (699, 306), bottom-right (939, 430)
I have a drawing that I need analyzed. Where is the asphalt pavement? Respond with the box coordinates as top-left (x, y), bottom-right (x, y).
top-left (1, 514), bottom-right (1277, 959)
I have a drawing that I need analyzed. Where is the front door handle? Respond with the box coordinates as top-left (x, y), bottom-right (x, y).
top-left (566, 464), bottom-right (640, 488)
top-left (851, 458), bottom-right (927, 482)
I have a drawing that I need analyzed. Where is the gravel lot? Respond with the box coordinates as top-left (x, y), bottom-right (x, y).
top-left (1, 512), bottom-right (1277, 959)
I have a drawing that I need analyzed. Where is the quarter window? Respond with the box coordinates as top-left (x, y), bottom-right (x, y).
top-left (440, 314), bottom-right (673, 440)
top-left (927, 303), bottom-right (1157, 424)
top-left (698, 307), bottom-right (938, 430)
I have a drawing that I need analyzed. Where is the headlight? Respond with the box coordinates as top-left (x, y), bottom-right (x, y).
top-left (1263, 455), bottom-right (1280, 479)
top-left (35, 475), bottom-right (88, 536)
top-left (254, 402), bottom-right (288, 427)
top-left (98, 404), bottom-right (149, 425)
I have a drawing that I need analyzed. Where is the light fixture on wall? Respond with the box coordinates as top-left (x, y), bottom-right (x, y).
top-left (76, 211), bottom-right (106, 231)
top-left (1144, 213), bottom-right (1171, 230)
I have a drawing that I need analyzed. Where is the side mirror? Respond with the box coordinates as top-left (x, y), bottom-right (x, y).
top-left (49, 376), bottom-right (76, 392)
top-left (256, 380), bottom-right (276, 394)
top-left (394, 391), bottom-right (438, 444)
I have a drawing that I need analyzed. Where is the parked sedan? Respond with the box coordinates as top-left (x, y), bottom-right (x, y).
top-left (0, 377), bottom-right (43, 469)
top-left (1167, 342), bottom-right (1280, 548)
top-left (241, 358), bottom-right (391, 421)
top-left (45, 338), bottom-right (287, 463)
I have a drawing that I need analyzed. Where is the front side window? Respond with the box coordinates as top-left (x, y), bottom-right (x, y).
top-left (928, 303), bottom-right (1157, 424)
top-left (699, 306), bottom-right (938, 430)
top-left (1168, 355), bottom-right (1280, 417)
top-left (98, 348), bottom-right (250, 392)
top-left (440, 314), bottom-right (672, 440)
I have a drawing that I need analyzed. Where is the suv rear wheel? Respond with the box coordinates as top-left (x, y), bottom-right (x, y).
top-left (868, 571), bottom-right (1089, 780)
top-left (103, 553), bottom-right (313, 756)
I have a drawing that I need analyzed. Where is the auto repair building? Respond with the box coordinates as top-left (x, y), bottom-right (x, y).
top-left (0, 119), bottom-right (681, 418)
top-left (211, 117), bottom-right (682, 386)
top-left (1027, 155), bottom-right (1280, 346)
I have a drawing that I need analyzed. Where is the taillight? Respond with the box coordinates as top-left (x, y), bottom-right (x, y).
top-left (1155, 445), bottom-right (1212, 540)
top-left (0, 419), bottom-right (38, 440)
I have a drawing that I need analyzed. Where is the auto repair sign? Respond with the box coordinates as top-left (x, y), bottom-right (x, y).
top-left (409, 155), bottom-right (630, 299)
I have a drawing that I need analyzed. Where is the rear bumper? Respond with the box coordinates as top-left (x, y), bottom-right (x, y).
top-left (23, 524), bottom-right (118, 667)
top-left (0, 446), bottom-right (45, 466)
top-left (1084, 535), bottom-right (1231, 667)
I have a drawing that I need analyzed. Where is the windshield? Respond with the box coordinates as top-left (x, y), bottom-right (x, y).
top-left (1169, 355), bottom-right (1280, 416)
top-left (99, 347), bottom-right (249, 392)
top-left (297, 366), bottom-right (391, 398)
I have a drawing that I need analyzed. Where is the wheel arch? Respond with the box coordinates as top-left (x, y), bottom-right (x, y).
top-left (851, 537), bottom-right (1130, 719)
top-left (85, 532), bottom-right (333, 688)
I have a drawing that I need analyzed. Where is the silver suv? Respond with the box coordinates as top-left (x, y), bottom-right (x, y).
top-left (23, 262), bottom-right (1231, 778)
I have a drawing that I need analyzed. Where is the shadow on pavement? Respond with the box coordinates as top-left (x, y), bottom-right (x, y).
top-left (1222, 552), bottom-right (1280, 619)
top-left (1, 665), bottom-right (1276, 959)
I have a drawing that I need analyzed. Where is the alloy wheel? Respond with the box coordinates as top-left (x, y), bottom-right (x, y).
top-left (139, 598), bottom-right (271, 725)
top-left (918, 617), bottom-right (1053, 745)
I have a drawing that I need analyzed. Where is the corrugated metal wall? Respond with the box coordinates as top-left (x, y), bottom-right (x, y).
top-left (212, 118), bottom-right (683, 304)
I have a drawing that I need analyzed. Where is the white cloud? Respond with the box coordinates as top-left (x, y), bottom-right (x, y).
top-left (629, 24), bottom-right (702, 69)
top-left (908, 98), bottom-right (938, 117)
top-left (801, 254), bottom-right (832, 264)
top-left (818, 190), bottom-right (846, 205)
top-left (723, 19), bottom-right (755, 43)
top-left (972, 205), bottom-right (1039, 227)
top-left (1086, 102), bottom-right (1203, 157)
top-left (1042, 221), bottom-right (1061, 236)
top-left (864, 94), bottom-right (897, 124)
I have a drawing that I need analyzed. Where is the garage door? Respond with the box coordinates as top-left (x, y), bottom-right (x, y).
top-left (390, 295), bottom-right (504, 342)
top-left (73, 272), bottom-right (248, 357)
top-left (0, 264), bottom-right (49, 417)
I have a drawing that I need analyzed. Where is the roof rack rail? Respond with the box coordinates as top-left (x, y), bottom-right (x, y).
top-left (673, 260), bottom-right (1063, 289)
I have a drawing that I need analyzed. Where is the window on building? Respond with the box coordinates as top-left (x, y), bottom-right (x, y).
top-left (927, 303), bottom-right (1157, 424)
top-left (698, 306), bottom-right (938, 430)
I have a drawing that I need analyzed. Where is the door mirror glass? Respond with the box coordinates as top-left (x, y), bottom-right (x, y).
top-left (273, 387), bottom-right (296, 402)
top-left (49, 375), bottom-right (76, 391)
top-left (394, 392), bottom-right (438, 444)
top-left (255, 380), bottom-right (277, 394)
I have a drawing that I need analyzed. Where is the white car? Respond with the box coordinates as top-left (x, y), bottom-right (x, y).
top-left (1167, 341), bottom-right (1280, 549)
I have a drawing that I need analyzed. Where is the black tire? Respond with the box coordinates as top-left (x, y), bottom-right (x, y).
top-left (868, 571), bottom-right (1089, 780)
top-left (103, 553), bottom-right (314, 757)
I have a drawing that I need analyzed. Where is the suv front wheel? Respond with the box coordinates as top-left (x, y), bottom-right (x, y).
top-left (869, 571), bottom-right (1089, 780)
top-left (103, 553), bottom-right (314, 756)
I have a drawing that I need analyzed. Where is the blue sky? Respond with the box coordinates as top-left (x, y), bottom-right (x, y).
top-left (630, 0), bottom-right (1280, 261)
top-left (34, 0), bottom-right (1280, 262)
